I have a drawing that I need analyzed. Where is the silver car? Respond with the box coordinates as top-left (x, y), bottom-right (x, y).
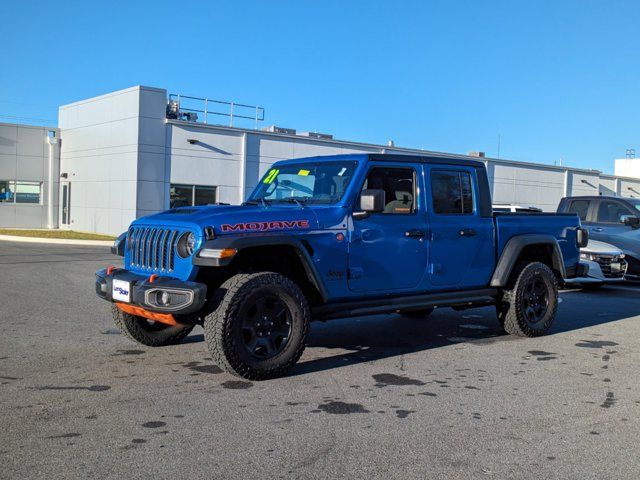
top-left (566, 239), bottom-right (627, 288)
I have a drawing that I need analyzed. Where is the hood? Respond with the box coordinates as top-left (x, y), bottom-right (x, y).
top-left (132, 204), bottom-right (321, 236)
top-left (581, 239), bottom-right (623, 255)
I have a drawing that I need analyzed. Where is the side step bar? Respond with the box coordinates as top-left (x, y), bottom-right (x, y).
top-left (312, 288), bottom-right (498, 321)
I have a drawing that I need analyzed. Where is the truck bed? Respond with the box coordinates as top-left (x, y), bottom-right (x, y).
top-left (494, 212), bottom-right (581, 271)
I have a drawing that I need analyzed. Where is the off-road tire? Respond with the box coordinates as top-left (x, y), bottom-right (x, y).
top-left (500, 262), bottom-right (558, 337)
top-left (399, 308), bottom-right (434, 319)
top-left (204, 272), bottom-right (310, 380)
top-left (112, 305), bottom-right (195, 347)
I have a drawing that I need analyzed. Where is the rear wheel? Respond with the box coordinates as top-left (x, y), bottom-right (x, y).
top-left (204, 272), bottom-right (310, 380)
top-left (111, 305), bottom-right (195, 347)
top-left (500, 262), bottom-right (558, 337)
top-left (399, 308), bottom-right (434, 319)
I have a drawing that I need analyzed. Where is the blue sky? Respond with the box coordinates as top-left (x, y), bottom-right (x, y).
top-left (1, 0), bottom-right (638, 173)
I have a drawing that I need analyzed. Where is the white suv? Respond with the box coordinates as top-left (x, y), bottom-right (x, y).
top-left (565, 239), bottom-right (627, 288)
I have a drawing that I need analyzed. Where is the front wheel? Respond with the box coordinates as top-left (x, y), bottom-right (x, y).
top-left (204, 272), bottom-right (310, 380)
top-left (500, 262), bottom-right (558, 337)
top-left (111, 305), bottom-right (195, 346)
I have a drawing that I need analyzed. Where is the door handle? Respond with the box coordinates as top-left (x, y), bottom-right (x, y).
top-left (459, 228), bottom-right (477, 237)
top-left (405, 229), bottom-right (426, 238)
top-left (591, 228), bottom-right (604, 232)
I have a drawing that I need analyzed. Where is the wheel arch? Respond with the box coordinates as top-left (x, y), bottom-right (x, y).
top-left (491, 235), bottom-right (566, 287)
top-left (195, 235), bottom-right (328, 303)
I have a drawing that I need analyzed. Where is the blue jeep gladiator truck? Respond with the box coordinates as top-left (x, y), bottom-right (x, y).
top-left (97, 153), bottom-right (588, 379)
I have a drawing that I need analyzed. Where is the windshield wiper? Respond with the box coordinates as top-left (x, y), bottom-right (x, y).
top-left (280, 197), bottom-right (308, 208)
top-left (243, 198), bottom-right (271, 208)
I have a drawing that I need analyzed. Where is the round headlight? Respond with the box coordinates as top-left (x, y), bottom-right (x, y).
top-left (177, 232), bottom-right (197, 258)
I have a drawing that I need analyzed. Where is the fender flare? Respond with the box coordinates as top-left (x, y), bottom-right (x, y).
top-left (490, 234), bottom-right (566, 287)
top-left (193, 234), bottom-right (328, 302)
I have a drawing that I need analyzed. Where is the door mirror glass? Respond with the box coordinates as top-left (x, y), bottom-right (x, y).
top-left (353, 189), bottom-right (386, 220)
top-left (359, 189), bottom-right (386, 213)
top-left (620, 214), bottom-right (640, 228)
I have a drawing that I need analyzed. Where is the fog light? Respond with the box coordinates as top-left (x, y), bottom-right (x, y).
top-left (145, 288), bottom-right (194, 310)
top-left (155, 290), bottom-right (171, 306)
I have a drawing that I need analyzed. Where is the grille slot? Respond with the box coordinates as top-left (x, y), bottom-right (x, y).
top-left (596, 256), bottom-right (626, 279)
top-left (128, 227), bottom-right (180, 272)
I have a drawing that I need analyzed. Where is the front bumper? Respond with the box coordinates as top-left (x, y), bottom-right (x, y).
top-left (565, 259), bottom-right (626, 284)
top-left (95, 268), bottom-right (207, 315)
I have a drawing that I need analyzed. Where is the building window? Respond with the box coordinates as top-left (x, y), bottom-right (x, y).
top-left (0, 181), bottom-right (14, 203)
top-left (194, 185), bottom-right (217, 206)
top-left (170, 184), bottom-right (217, 208)
top-left (15, 182), bottom-right (42, 204)
top-left (0, 181), bottom-right (42, 204)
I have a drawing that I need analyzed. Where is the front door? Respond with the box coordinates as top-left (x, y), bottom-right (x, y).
top-left (348, 164), bottom-right (429, 293)
top-left (589, 198), bottom-right (636, 240)
top-left (60, 182), bottom-right (71, 229)
top-left (427, 166), bottom-right (494, 288)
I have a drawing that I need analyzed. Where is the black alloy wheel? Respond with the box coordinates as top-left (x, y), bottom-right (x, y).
top-left (499, 261), bottom-right (558, 337)
top-left (240, 295), bottom-right (292, 359)
top-left (521, 275), bottom-right (550, 327)
top-left (204, 272), bottom-right (310, 380)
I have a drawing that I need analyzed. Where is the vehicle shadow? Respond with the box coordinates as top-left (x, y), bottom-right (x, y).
top-left (289, 285), bottom-right (640, 377)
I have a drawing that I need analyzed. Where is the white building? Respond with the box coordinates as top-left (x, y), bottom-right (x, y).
top-left (1, 85), bottom-right (639, 234)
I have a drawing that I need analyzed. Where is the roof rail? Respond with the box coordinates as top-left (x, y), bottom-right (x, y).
top-left (167, 93), bottom-right (265, 129)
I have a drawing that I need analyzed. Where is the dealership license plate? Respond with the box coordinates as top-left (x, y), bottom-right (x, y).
top-left (610, 262), bottom-right (621, 272)
top-left (112, 279), bottom-right (131, 303)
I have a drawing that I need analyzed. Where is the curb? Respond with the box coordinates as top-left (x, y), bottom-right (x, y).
top-left (0, 234), bottom-right (114, 247)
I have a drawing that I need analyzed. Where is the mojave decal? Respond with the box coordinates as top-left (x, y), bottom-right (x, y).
top-left (220, 220), bottom-right (310, 233)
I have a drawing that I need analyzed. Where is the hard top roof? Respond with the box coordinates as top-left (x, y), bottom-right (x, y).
top-left (273, 153), bottom-right (486, 168)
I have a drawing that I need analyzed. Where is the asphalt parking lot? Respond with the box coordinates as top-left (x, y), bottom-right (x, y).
top-left (1, 241), bottom-right (640, 479)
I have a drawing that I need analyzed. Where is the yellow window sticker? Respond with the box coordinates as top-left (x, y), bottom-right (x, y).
top-left (263, 169), bottom-right (279, 184)
top-left (298, 169), bottom-right (310, 176)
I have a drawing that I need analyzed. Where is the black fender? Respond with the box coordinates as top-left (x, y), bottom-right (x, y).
top-left (490, 234), bottom-right (566, 287)
top-left (193, 234), bottom-right (328, 302)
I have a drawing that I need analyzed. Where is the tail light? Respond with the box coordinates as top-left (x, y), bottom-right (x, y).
top-left (576, 227), bottom-right (589, 248)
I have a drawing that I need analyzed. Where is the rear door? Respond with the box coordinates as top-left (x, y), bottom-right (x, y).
top-left (564, 198), bottom-right (592, 226)
top-left (426, 166), bottom-right (494, 288)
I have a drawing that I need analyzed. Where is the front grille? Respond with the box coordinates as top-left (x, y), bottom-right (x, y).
top-left (128, 227), bottom-right (180, 272)
top-left (596, 256), bottom-right (627, 279)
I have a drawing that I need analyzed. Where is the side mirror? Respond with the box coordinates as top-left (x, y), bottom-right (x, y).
top-left (354, 189), bottom-right (385, 219)
top-left (620, 214), bottom-right (640, 228)
top-left (111, 231), bottom-right (127, 256)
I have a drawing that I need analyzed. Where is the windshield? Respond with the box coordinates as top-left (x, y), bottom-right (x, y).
top-left (248, 161), bottom-right (357, 205)
top-left (628, 199), bottom-right (640, 213)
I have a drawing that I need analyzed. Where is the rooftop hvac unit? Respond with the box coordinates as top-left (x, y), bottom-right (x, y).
top-left (183, 112), bottom-right (198, 122)
top-left (262, 125), bottom-right (297, 135)
top-left (166, 100), bottom-right (180, 119)
top-left (468, 151), bottom-right (486, 158)
top-left (298, 131), bottom-right (333, 140)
